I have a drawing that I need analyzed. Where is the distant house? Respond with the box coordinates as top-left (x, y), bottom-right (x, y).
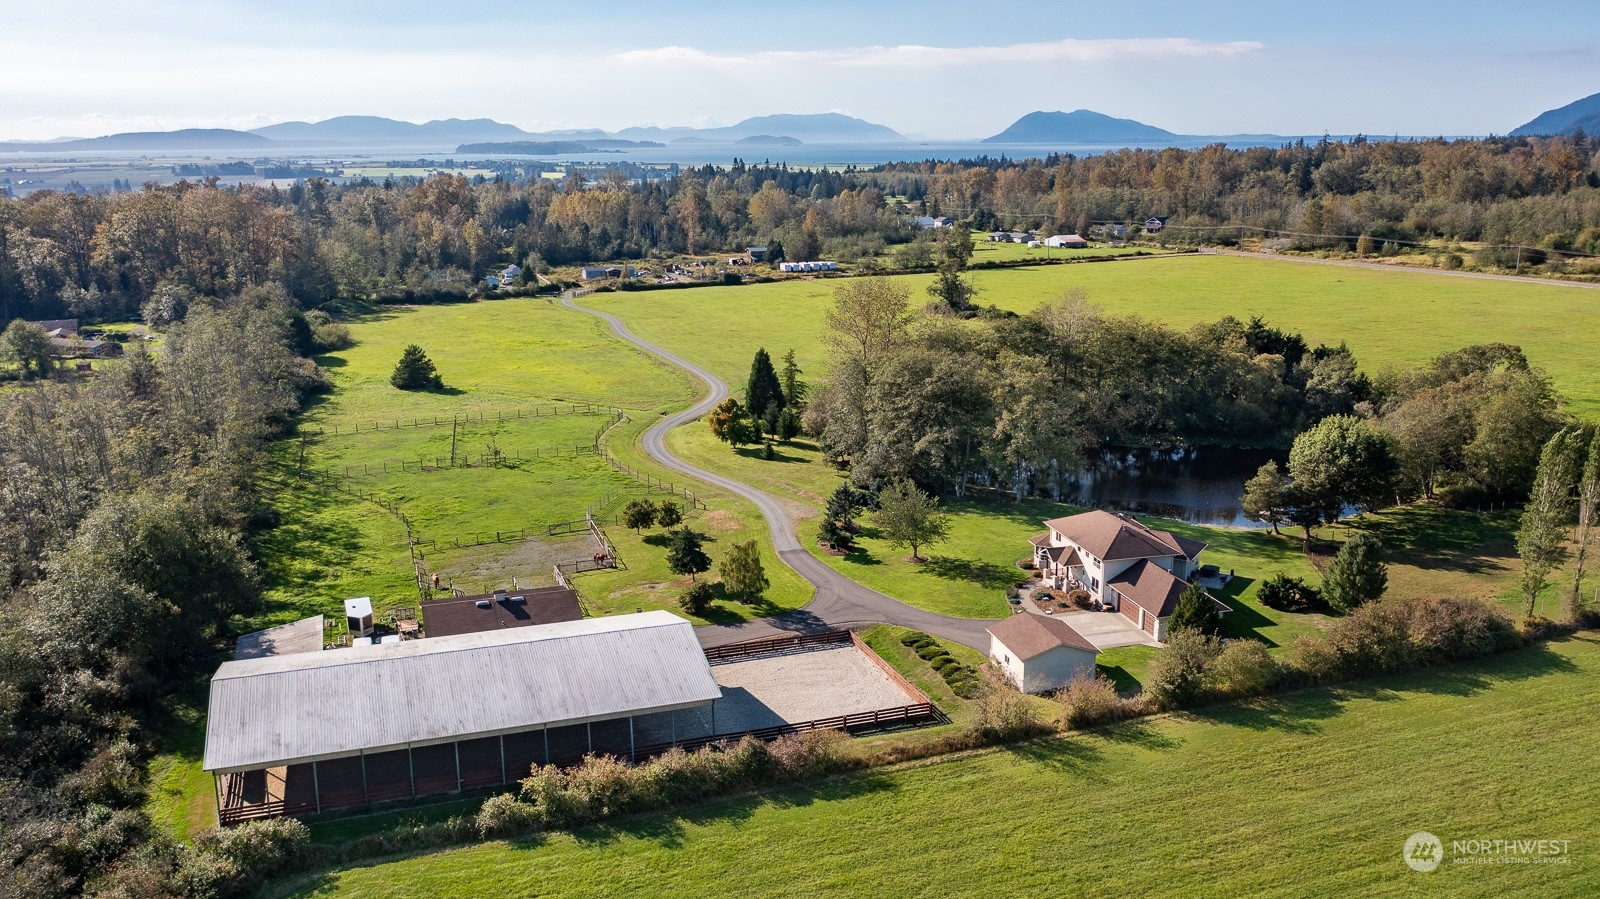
top-left (484, 275), bottom-right (501, 288)
top-left (500, 264), bottom-right (522, 284)
top-left (746, 246), bottom-right (768, 262)
top-left (1144, 216), bottom-right (1168, 233)
top-left (987, 613), bottom-right (1099, 694)
top-left (1043, 234), bottom-right (1089, 249)
top-left (1029, 510), bottom-right (1228, 641)
top-left (29, 319), bottom-right (79, 334)
top-left (1008, 231), bottom-right (1032, 243)
top-left (986, 231), bottom-right (1009, 242)
top-left (914, 216), bottom-right (954, 229)
top-left (580, 266), bottom-right (637, 281)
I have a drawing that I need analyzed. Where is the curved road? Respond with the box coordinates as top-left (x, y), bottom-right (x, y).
top-left (563, 293), bottom-right (997, 650)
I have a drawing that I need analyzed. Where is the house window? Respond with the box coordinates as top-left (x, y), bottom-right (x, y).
top-left (1004, 654), bottom-right (1011, 664)
top-left (1090, 576), bottom-right (1100, 591)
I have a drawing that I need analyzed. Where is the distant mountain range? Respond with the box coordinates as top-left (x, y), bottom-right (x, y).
top-left (1510, 91), bottom-right (1600, 137)
top-left (0, 113), bottom-right (907, 153)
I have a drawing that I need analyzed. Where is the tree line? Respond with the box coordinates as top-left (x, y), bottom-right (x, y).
top-left (5, 133), bottom-right (1599, 324)
top-left (0, 287), bottom-right (334, 896)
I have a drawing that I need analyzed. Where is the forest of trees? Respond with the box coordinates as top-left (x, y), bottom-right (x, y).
top-left (4, 133), bottom-right (1600, 324)
top-left (806, 278), bottom-right (1568, 509)
top-left (0, 288), bottom-right (329, 896)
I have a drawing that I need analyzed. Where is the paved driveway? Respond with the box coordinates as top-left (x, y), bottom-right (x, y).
top-left (1029, 606), bottom-right (1160, 650)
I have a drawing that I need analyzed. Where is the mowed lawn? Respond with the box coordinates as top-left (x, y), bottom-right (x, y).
top-left (278, 635), bottom-right (1600, 899)
top-left (589, 254), bottom-right (1600, 417)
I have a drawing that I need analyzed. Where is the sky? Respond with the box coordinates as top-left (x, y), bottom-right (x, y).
top-left (3, 0), bottom-right (1599, 141)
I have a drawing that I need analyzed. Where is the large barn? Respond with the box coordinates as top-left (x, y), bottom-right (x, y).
top-left (204, 611), bottom-right (721, 823)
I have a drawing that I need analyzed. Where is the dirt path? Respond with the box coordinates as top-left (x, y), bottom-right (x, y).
top-left (562, 292), bottom-right (997, 651)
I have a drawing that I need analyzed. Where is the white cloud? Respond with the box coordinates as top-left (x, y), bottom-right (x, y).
top-left (614, 37), bottom-right (1265, 68)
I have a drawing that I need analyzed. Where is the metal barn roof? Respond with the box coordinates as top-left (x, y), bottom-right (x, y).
top-left (234, 616), bottom-right (324, 660)
top-left (203, 610), bottom-right (721, 773)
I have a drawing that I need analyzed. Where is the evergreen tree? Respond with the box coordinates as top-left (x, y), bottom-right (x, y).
top-left (826, 483), bottom-right (867, 526)
top-left (665, 527), bottom-right (711, 581)
top-left (1167, 583), bottom-right (1223, 635)
top-left (718, 539), bottom-right (769, 601)
top-left (776, 407), bottom-right (802, 443)
top-left (746, 348), bottom-right (783, 426)
top-left (1322, 533), bottom-right (1390, 613)
top-left (779, 348), bottom-right (807, 410)
top-left (817, 515), bottom-right (850, 550)
top-left (390, 343), bottom-right (443, 390)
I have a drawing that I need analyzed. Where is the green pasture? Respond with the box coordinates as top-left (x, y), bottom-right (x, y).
top-left (275, 635), bottom-right (1600, 899)
top-left (589, 254), bottom-right (1600, 417)
top-left (308, 297), bottom-right (694, 423)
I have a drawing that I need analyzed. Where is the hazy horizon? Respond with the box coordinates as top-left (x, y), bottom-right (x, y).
top-left (3, 0), bottom-right (1598, 142)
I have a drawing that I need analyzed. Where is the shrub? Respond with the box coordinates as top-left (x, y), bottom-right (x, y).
top-left (1206, 639), bottom-right (1279, 698)
top-left (1057, 673), bottom-right (1141, 729)
top-left (1146, 630), bottom-right (1222, 708)
top-left (1257, 573), bottom-right (1322, 612)
top-left (1285, 596), bottom-right (1519, 683)
top-left (678, 581), bottom-right (715, 615)
top-left (899, 630), bottom-right (933, 646)
top-left (768, 730), bottom-right (854, 781)
top-left (916, 644), bottom-right (947, 661)
top-left (965, 681), bottom-right (1045, 741)
top-left (476, 792), bottom-right (542, 837)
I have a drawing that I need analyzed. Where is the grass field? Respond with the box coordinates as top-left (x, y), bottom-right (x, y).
top-left (255, 298), bottom-right (813, 630)
top-left (588, 254), bottom-right (1600, 417)
top-left (275, 634), bottom-right (1600, 899)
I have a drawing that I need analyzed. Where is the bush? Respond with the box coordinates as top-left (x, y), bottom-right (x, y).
top-left (965, 681), bottom-right (1045, 741)
top-left (916, 644), bottom-right (947, 661)
top-left (1206, 639), bottom-right (1279, 698)
top-left (1057, 673), bottom-right (1142, 729)
top-left (1146, 630), bottom-right (1222, 708)
top-left (678, 581), bottom-right (715, 616)
top-left (476, 792), bottom-right (542, 837)
top-left (1285, 596), bottom-right (1519, 683)
top-left (899, 630), bottom-right (933, 646)
top-left (1257, 573), bottom-right (1322, 612)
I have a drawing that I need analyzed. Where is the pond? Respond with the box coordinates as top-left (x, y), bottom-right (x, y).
top-left (1060, 447), bottom-right (1283, 529)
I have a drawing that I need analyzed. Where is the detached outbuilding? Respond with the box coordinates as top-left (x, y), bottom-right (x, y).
top-left (987, 613), bottom-right (1099, 694)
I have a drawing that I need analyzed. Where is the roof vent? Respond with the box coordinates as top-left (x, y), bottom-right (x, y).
top-left (475, 599), bottom-right (492, 609)
top-left (493, 589), bottom-right (507, 601)
top-left (509, 595), bottom-right (526, 603)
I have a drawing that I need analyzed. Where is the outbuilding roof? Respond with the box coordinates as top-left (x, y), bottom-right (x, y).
top-left (203, 610), bottom-right (720, 773)
top-left (421, 585), bottom-right (583, 637)
top-left (234, 616), bottom-right (324, 660)
top-left (987, 612), bottom-right (1099, 661)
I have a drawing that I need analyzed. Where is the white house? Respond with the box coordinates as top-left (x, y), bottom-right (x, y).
top-left (501, 264), bottom-right (522, 284)
top-left (1028, 510), bottom-right (1227, 641)
top-left (987, 613), bottom-right (1099, 693)
top-left (1043, 234), bottom-right (1089, 248)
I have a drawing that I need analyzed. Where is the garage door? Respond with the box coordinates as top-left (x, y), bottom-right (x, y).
top-left (1118, 593), bottom-right (1141, 625)
top-left (1143, 613), bottom-right (1159, 636)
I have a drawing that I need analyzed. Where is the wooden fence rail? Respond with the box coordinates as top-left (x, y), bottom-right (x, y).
top-left (702, 630), bottom-right (853, 662)
top-left (308, 404), bottom-right (603, 438)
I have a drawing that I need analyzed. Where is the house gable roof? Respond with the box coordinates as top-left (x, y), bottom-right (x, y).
top-left (987, 612), bottom-right (1099, 660)
top-left (1043, 510), bottom-right (1202, 562)
top-left (1107, 560), bottom-right (1191, 618)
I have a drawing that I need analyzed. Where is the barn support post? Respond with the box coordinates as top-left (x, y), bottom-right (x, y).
top-left (586, 722), bottom-right (593, 754)
top-left (312, 761), bottom-right (321, 815)
top-left (711, 700), bottom-right (716, 737)
top-left (360, 752), bottom-right (369, 806)
top-left (671, 711), bottom-right (676, 746)
top-left (212, 774), bottom-right (222, 825)
top-left (629, 716), bottom-right (635, 763)
top-left (499, 735), bottom-right (507, 785)
top-left (454, 741), bottom-right (462, 793)
top-left (543, 726), bottom-right (550, 765)
top-left (408, 747), bottom-right (416, 799)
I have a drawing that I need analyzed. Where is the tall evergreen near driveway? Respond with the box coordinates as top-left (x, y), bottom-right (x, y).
top-left (746, 347), bottom-right (784, 433)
